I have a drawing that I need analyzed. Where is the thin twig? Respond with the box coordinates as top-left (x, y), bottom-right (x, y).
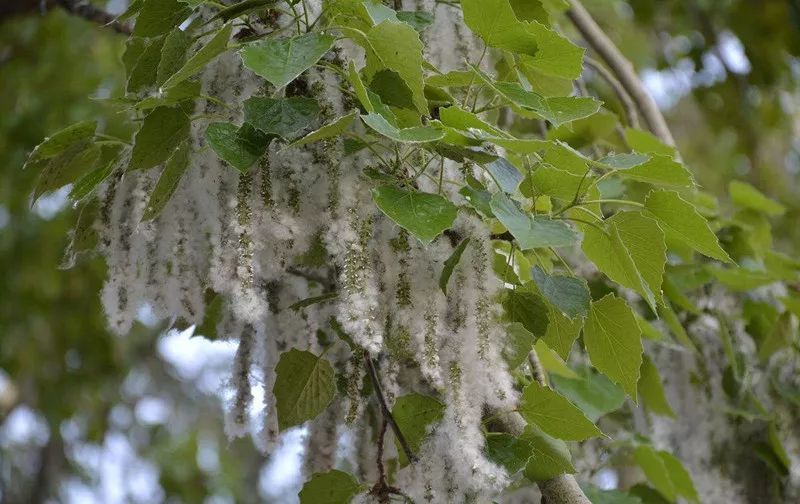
top-left (58, 0), bottom-right (132, 35)
top-left (584, 57), bottom-right (639, 128)
top-left (566, 0), bottom-right (675, 147)
top-left (364, 350), bottom-right (418, 463)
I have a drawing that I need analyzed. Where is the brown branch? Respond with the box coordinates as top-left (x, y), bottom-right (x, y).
top-left (566, 0), bottom-right (675, 147)
top-left (364, 350), bottom-right (418, 463)
top-left (58, 0), bottom-right (131, 34)
top-left (584, 57), bottom-right (639, 128)
top-left (489, 348), bottom-right (592, 504)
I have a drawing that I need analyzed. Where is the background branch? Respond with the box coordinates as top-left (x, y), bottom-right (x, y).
top-left (364, 351), bottom-right (418, 463)
top-left (567, 0), bottom-right (675, 147)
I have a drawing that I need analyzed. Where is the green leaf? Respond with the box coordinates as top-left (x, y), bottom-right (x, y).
top-left (472, 67), bottom-right (600, 127)
top-left (240, 32), bottom-right (334, 88)
top-left (273, 348), bottom-right (336, 431)
top-left (615, 154), bottom-right (694, 187)
top-left (461, 0), bottom-right (539, 56)
top-left (624, 127), bottom-right (677, 157)
top-left (528, 164), bottom-right (585, 201)
top-left (371, 185), bottom-right (457, 244)
top-left (637, 355), bottom-right (676, 419)
top-left (542, 306), bottom-right (583, 360)
top-left (609, 211), bottom-right (667, 308)
top-left (522, 424), bottom-right (576, 481)
top-left (503, 291), bottom-right (549, 337)
top-left (504, 322), bottom-right (536, 369)
top-left (633, 446), bottom-right (676, 502)
top-left (392, 393), bottom-right (444, 465)
top-left (657, 300), bottom-right (698, 352)
top-left (289, 112), bottom-right (357, 147)
top-left (490, 192), bottom-right (578, 249)
top-left (127, 35), bottom-right (166, 93)
top-left (142, 141), bottom-right (191, 221)
top-left (24, 121), bottom-right (96, 168)
top-left (298, 470), bottom-right (363, 504)
top-left (757, 312), bottom-right (792, 363)
top-left (68, 145), bottom-right (124, 202)
top-left (582, 486), bottom-right (643, 504)
top-left (133, 0), bottom-right (191, 38)
top-left (156, 27), bottom-right (193, 86)
top-left (658, 451), bottom-right (699, 502)
top-left (33, 142), bottom-right (100, 203)
top-left (580, 213), bottom-right (661, 311)
top-left (205, 122), bottom-right (268, 172)
top-left (243, 96), bottom-right (320, 139)
top-left (211, 0), bottom-right (275, 22)
top-left (347, 61), bottom-right (374, 113)
top-left (729, 180), bottom-right (785, 216)
top-left (584, 294), bottom-right (643, 400)
top-left (288, 292), bottom-right (339, 311)
top-left (361, 113), bottom-right (443, 143)
top-left (440, 237), bottom-right (471, 294)
top-left (438, 105), bottom-right (506, 137)
top-left (484, 158), bottom-right (523, 193)
top-left (396, 11), bottom-right (434, 31)
top-left (486, 433), bottom-right (533, 474)
top-left (519, 381), bottom-right (602, 441)
top-left (519, 21), bottom-right (584, 80)
top-left (535, 339), bottom-right (580, 379)
top-left (162, 23), bottom-right (233, 89)
top-left (363, 20), bottom-right (428, 114)
top-left (531, 266), bottom-right (590, 319)
top-left (135, 80), bottom-right (201, 109)
top-left (644, 190), bottom-right (732, 262)
top-left (129, 106), bottom-right (191, 171)
top-left (551, 367), bottom-right (626, 422)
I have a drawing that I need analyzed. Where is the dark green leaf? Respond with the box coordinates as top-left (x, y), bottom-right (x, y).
top-left (522, 424), bottom-right (576, 481)
top-left (486, 433), bottom-right (533, 474)
top-left (371, 185), bottom-right (458, 244)
top-left (240, 32), bottom-right (334, 88)
top-left (289, 293), bottom-right (339, 311)
top-left (503, 291), bottom-right (549, 337)
top-left (490, 192), bottom-right (577, 249)
top-left (551, 367), bottom-right (626, 422)
top-left (162, 23), bottom-right (233, 89)
top-left (273, 348), bottom-right (336, 430)
top-left (298, 470), bottom-right (363, 504)
top-left (205, 122), bottom-right (268, 172)
top-left (531, 266), bottom-right (590, 319)
top-left (392, 393), bottom-right (444, 466)
top-left (439, 237), bottom-right (471, 294)
top-left (133, 0), bottom-right (191, 38)
top-left (519, 382), bottom-right (602, 441)
top-left (129, 106), bottom-right (191, 171)
top-left (142, 141), bottom-right (191, 220)
top-left (243, 96), bottom-right (320, 139)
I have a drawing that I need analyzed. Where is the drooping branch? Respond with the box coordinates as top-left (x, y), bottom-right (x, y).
top-left (566, 0), bottom-right (675, 146)
top-left (364, 350), bottom-right (418, 463)
top-left (490, 349), bottom-right (592, 504)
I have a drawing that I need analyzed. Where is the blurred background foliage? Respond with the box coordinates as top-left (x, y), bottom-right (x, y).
top-left (0, 1), bottom-right (798, 503)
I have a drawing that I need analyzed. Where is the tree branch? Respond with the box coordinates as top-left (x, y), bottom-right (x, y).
top-left (566, 0), bottom-right (675, 147)
top-left (58, 0), bottom-right (131, 35)
top-left (364, 350), bottom-right (418, 463)
top-left (584, 57), bottom-right (639, 128)
top-left (0, 0), bottom-right (130, 35)
top-left (491, 349), bottom-right (591, 504)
